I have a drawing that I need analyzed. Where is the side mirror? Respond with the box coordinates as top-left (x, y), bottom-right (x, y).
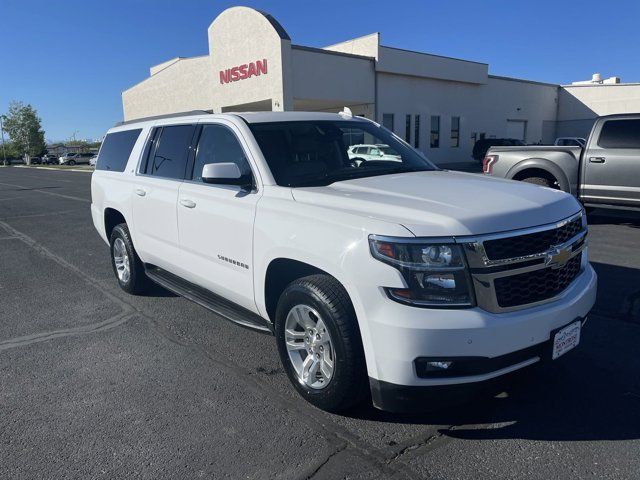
top-left (202, 162), bottom-right (252, 189)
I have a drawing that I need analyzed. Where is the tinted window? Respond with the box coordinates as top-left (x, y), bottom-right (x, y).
top-left (96, 129), bottom-right (142, 172)
top-left (147, 125), bottom-right (194, 179)
top-left (192, 124), bottom-right (251, 182)
top-left (249, 120), bottom-right (435, 188)
top-left (598, 120), bottom-right (640, 148)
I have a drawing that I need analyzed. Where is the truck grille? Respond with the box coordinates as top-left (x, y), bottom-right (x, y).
top-left (464, 212), bottom-right (587, 313)
top-left (483, 216), bottom-right (583, 260)
top-left (493, 253), bottom-right (582, 308)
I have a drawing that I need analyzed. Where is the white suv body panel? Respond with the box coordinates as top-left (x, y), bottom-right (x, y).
top-left (91, 112), bottom-right (597, 394)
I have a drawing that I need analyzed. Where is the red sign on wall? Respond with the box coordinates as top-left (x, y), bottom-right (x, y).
top-left (220, 59), bottom-right (268, 84)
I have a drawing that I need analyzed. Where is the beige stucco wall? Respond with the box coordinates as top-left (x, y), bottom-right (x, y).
top-left (377, 73), bottom-right (558, 163)
top-left (122, 56), bottom-right (213, 121)
top-left (208, 6), bottom-right (291, 112)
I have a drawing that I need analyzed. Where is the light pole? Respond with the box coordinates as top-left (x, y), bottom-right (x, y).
top-left (0, 115), bottom-right (7, 165)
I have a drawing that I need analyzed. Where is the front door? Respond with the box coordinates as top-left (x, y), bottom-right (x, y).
top-left (582, 118), bottom-right (640, 207)
top-left (177, 121), bottom-right (261, 311)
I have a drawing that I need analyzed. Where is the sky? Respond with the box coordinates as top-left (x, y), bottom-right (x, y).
top-left (1, 0), bottom-right (638, 142)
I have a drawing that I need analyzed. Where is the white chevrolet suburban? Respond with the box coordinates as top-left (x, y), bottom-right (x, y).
top-left (91, 110), bottom-right (597, 413)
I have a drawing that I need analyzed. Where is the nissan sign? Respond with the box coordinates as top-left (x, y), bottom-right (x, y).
top-left (220, 59), bottom-right (268, 84)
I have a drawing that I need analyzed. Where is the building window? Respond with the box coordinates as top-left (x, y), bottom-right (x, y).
top-left (414, 115), bottom-right (420, 148)
top-left (430, 115), bottom-right (440, 148)
top-left (382, 114), bottom-right (394, 132)
top-left (471, 132), bottom-right (477, 147)
top-left (405, 115), bottom-right (411, 143)
top-left (450, 116), bottom-right (460, 148)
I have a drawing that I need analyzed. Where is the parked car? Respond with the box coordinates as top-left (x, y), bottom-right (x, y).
top-left (29, 156), bottom-right (42, 165)
top-left (59, 152), bottom-right (94, 165)
top-left (347, 144), bottom-right (401, 165)
top-left (42, 154), bottom-right (59, 165)
top-left (484, 114), bottom-right (640, 211)
top-left (89, 155), bottom-right (98, 167)
top-left (472, 138), bottom-right (524, 162)
top-left (91, 111), bottom-right (596, 413)
top-left (554, 137), bottom-right (586, 147)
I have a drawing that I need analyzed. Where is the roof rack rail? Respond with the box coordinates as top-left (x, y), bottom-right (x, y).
top-left (114, 109), bottom-right (213, 127)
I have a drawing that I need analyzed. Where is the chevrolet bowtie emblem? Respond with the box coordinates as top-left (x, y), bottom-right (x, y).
top-left (545, 246), bottom-right (572, 269)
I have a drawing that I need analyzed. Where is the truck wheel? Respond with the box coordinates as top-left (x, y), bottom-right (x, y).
top-left (109, 223), bottom-right (149, 295)
top-left (521, 176), bottom-right (556, 189)
top-left (275, 274), bottom-right (368, 412)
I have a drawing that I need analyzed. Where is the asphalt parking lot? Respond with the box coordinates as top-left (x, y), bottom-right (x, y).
top-left (1, 166), bottom-right (639, 479)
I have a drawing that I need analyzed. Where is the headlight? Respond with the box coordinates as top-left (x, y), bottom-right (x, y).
top-left (369, 236), bottom-right (474, 307)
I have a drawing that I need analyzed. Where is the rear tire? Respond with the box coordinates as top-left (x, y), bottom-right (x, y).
top-left (521, 176), bottom-right (556, 188)
top-left (67, 160), bottom-right (76, 166)
top-left (109, 223), bottom-right (150, 295)
top-left (275, 274), bottom-right (369, 412)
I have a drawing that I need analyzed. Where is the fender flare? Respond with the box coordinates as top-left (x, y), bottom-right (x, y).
top-left (506, 158), bottom-right (572, 193)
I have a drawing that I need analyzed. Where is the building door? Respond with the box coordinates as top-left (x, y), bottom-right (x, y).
top-left (506, 120), bottom-right (527, 141)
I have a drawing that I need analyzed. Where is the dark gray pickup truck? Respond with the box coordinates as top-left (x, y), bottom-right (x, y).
top-left (483, 114), bottom-right (640, 211)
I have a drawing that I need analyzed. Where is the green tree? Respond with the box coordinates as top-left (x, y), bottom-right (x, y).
top-left (1, 101), bottom-right (46, 164)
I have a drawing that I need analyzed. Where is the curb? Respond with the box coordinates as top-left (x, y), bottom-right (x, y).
top-left (12, 165), bottom-right (94, 173)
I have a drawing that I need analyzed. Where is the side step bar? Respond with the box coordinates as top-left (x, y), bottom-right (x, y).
top-left (145, 265), bottom-right (273, 335)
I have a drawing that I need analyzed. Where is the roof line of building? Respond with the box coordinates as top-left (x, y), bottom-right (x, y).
top-left (291, 44), bottom-right (375, 61)
top-left (561, 82), bottom-right (640, 87)
top-left (379, 45), bottom-right (488, 66)
top-left (488, 74), bottom-right (558, 88)
top-left (323, 31), bottom-right (379, 49)
top-left (123, 55), bottom-right (209, 93)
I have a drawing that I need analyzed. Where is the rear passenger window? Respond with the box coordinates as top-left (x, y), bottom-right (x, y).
top-left (146, 125), bottom-right (195, 179)
top-left (191, 124), bottom-right (251, 182)
top-left (598, 119), bottom-right (640, 148)
top-left (96, 129), bottom-right (141, 172)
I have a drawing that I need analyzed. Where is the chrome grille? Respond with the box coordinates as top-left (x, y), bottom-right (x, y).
top-left (463, 211), bottom-right (587, 313)
top-left (483, 216), bottom-right (583, 261)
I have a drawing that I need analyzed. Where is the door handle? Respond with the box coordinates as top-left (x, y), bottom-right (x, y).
top-left (179, 198), bottom-right (196, 209)
top-left (589, 157), bottom-right (605, 163)
top-left (134, 188), bottom-right (147, 197)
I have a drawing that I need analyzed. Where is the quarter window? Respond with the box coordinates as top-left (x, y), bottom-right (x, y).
top-left (414, 115), bottom-right (420, 148)
top-left (192, 124), bottom-right (251, 182)
top-left (146, 125), bottom-right (195, 179)
top-left (430, 116), bottom-right (440, 148)
top-left (96, 129), bottom-right (141, 172)
top-left (598, 119), bottom-right (640, 148)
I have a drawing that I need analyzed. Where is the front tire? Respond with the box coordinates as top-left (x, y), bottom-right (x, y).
top-left (521, 176), bottom-right (556, 188)
top-left (109, 223), bottom-right (149, 295)
top-left (67, 160), bottom-right (76, 166)
top-left (275, 274), bottom-right (368, 412)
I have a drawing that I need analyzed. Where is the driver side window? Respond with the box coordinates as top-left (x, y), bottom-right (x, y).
top-left (192, 124), bottom-right (252, 182)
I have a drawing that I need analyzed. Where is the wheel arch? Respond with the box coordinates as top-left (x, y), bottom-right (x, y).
top-left (507, 158), bottom-right (571, 192)
top-left (263, 258), bottom-right (347, 324)
top-left (104, 207), bottom-right (127, 240)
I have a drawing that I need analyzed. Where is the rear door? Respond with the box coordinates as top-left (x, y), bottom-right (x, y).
top-left (582, 118), bottom-right (640, 207)
top-left (177, 120), bottom-right (261, 311)
top-left (132, 123), bottom-right (196, 274)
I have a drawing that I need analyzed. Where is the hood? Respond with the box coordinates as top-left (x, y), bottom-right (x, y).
top-left (291, 171), bottom-right (581, 237)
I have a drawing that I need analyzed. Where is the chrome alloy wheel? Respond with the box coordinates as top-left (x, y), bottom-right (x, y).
top-left (113, 237), bottom-right (131, 284)
top-left (284, 304), bottom-right (335, 390)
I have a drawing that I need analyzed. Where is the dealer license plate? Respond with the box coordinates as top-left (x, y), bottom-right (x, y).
top-left (552, 321), bottom-right (581, 360)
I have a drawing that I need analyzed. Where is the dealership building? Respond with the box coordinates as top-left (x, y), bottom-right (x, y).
top-left (122, 6), bottom-right (640, 164)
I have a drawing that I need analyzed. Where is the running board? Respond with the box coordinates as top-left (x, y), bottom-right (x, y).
top-left (145, 265), bottom-right (273, 335)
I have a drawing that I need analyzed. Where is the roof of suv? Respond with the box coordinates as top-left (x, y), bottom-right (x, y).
top-left (114, 111), bottom-right (371, 129)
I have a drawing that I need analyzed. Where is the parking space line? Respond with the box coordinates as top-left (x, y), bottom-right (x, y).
top-left (0, 181), bottom-right (90, 203)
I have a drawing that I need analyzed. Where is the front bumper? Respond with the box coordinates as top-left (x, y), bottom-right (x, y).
top-left (362, 263), bottom-right (596, 401)
top-left (370, 317), bottom-right (586, 412)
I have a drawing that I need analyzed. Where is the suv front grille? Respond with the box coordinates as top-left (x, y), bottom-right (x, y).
top-left (464, 212), bottom-right (588, 313)
top-left (493, 253), bottom-right (582, 308)
top-left (483, 216), bottom-right (583, 260)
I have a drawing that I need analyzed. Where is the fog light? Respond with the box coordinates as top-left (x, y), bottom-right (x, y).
top-left (425, 361), bottom-right (453, 371)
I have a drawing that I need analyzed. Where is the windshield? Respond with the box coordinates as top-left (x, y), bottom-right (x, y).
top-left (249, 120), bottom-right (436, 187)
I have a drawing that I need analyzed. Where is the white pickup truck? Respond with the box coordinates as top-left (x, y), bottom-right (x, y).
top-left (91, 111), bottom-right (597, 413)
